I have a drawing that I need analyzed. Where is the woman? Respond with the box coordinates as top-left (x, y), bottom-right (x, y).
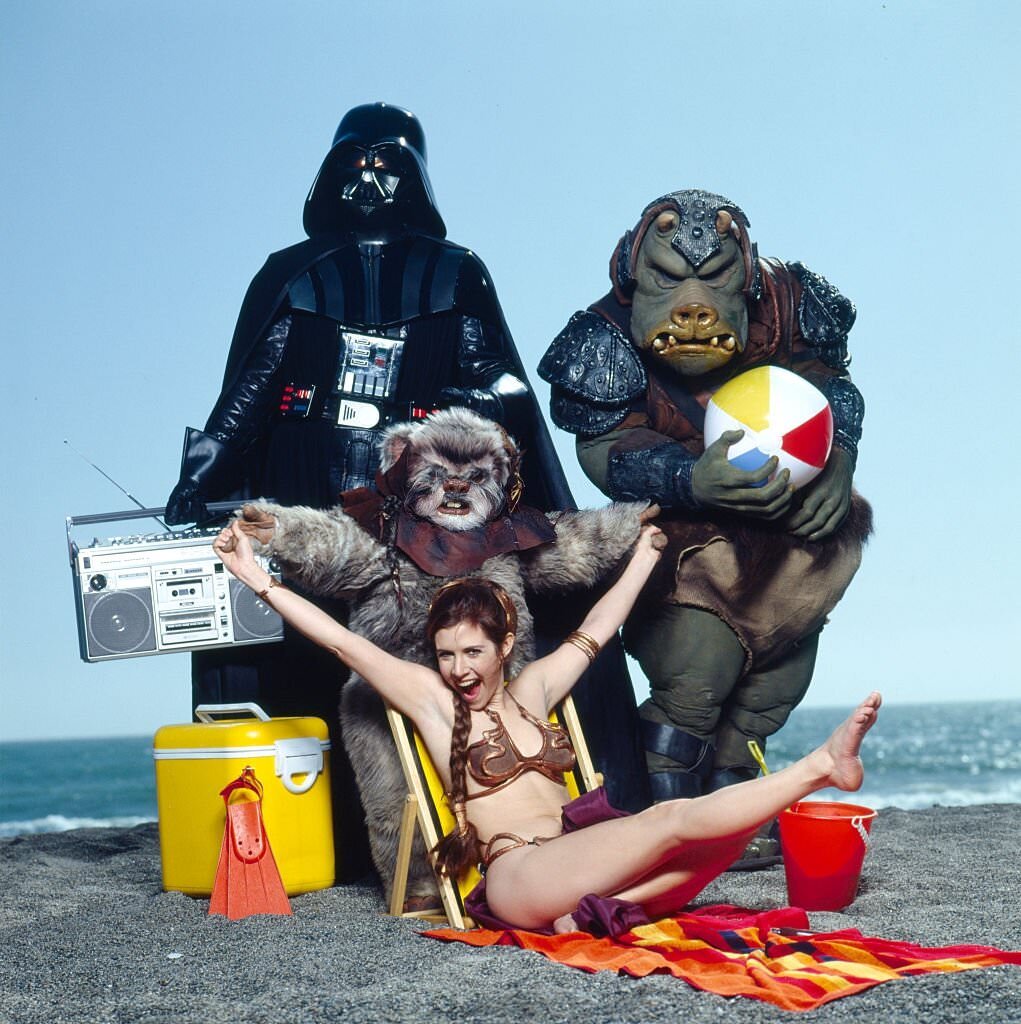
top-left (214, 520), bottom-right (881, 933)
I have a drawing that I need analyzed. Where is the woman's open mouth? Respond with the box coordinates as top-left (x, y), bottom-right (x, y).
top-left (456, 679), bottom-right (482, 702)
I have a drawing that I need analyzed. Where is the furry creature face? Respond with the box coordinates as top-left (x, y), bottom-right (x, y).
top-left (379, 408), bottom-right (519, 532)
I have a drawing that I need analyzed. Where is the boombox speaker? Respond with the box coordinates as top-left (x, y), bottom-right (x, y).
top-left (68, 502), bottom-right (284, 663)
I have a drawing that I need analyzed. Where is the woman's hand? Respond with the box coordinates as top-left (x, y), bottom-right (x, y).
top-left (213, 521), bottom-right (272, 592)
top-left (634, 522), bottom-right (667, 561)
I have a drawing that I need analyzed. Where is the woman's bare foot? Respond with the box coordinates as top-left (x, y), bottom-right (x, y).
top-left (808, 691), bottom-right (882, 791)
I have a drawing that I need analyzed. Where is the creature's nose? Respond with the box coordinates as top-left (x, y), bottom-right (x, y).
top-left (671, 303), bottom-right (719, 339)
top-left (445, 478), bottom-right (470, 495)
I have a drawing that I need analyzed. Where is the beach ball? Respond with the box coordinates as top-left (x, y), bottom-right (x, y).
top-left (703, 366), bottom-right (833, 489)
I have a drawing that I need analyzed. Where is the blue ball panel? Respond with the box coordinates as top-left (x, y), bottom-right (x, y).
top-left (729, 447), bottom-right (771, 486)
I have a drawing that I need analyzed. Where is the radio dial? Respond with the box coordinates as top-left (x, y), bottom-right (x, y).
top-left (89, 573), bottom-right (107, 592)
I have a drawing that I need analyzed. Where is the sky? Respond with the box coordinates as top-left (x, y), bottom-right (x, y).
top-left (1, 0), bottom-right (1018, 742)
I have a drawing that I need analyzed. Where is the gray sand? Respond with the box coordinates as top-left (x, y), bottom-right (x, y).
top-left (1, 805), bottom-right (1019, 1023)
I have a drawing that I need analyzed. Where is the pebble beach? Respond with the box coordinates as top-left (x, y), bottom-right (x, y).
top-left (2, 803), bottom-right (1020, 1023)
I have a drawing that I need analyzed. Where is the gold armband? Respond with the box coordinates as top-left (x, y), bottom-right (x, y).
top-left (564, 630), bottom-right (600, 663)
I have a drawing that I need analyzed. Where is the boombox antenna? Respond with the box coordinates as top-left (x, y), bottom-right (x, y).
top-left (64, 439), bottom-right (169, 531)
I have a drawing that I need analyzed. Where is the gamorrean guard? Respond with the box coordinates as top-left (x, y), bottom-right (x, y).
top-left (540, 190), bottom-right (872, 820)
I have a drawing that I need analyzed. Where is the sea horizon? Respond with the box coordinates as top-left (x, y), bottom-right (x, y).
top-left (2, 698), bottom-right (1019, 839)
top-left (1, 692), bottom-right (1015, 746)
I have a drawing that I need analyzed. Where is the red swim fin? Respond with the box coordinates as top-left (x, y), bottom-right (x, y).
top-left (209, 767), bottom-right (292, 920)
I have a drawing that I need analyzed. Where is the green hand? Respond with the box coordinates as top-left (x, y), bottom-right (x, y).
top-left (785, 447), bottom-right (854, 540)
top-left (692, 430), bottom-right (795, 518)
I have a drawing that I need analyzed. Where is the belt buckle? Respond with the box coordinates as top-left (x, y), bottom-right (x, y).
top-left (335, 399), bottom-right (382, 429)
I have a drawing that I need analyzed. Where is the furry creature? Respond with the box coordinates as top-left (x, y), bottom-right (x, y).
top-left (237, 408), bottom-right (648, 905)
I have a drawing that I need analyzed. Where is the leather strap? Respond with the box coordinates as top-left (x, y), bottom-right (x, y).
top-left (648, 769), bottom-right (705, 801)
top-left (641, 719), bottom-right (713, 768)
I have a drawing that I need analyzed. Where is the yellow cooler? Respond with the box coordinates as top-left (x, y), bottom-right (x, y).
top-left (153, 702), bottom-right (334, 896)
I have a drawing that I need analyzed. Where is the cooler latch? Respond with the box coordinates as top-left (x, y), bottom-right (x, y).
top-left (274, 737), bottom-right (324, 795)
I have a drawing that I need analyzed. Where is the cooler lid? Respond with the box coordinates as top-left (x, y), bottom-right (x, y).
top-left (153, 702), bottom-right (330, 752)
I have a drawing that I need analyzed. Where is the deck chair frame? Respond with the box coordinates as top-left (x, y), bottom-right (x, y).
top-left (386, 694), bottom-right (601, 929)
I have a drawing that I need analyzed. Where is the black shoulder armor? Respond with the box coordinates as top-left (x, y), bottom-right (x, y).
top-left (284, 237), bottom-right (474, 327)
top-left (789, 261), bottom-right (856, 371)
top-left (538, 311), bottom-right (646, 436)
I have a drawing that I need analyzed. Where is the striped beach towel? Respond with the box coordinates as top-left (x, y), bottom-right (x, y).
top-left (424, 904), bottom-right (1021, 1011)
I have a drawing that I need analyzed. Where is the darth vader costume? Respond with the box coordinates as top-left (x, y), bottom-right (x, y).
top-left (166, 104), bottom-right (650, 881)
top-left (168, 103), bottom-right (569, 517)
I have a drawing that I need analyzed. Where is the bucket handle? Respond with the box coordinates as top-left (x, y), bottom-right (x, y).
top-left (851, 815), bottom-right (871, 849)
top-left (195, 702), bottom-right (271, 724)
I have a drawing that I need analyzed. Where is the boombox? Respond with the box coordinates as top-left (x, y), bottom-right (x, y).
top-left (67, 503), bottom-right (284, 663)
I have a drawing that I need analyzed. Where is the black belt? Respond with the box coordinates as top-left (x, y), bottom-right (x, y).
top-left (276, 381), bottom-right (434, 428)
top-left (321, 395), bottom-right (436, 429)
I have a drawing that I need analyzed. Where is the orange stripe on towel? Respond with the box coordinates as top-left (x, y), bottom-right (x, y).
top-left (424, 904), bottom-right (1021, 1012)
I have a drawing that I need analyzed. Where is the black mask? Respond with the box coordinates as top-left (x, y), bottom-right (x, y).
top-left (304, 103), bottom-right (446, 238)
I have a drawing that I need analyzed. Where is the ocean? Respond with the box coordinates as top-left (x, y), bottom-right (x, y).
top-left (1, 699), bottom-right (1019, 838)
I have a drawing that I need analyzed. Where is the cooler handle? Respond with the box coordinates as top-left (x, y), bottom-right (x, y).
top-left (275, 737), bottom-right (324, 795)
top-left (194, 702), bottom-right (272, 723)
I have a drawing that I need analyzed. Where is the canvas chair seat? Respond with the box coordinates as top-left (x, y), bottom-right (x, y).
top-left (386, 694), bottom-right (602, 929)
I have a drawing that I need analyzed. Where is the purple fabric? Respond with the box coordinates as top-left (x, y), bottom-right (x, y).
top-left (559, 785), bottom-right (630, 832)
top-left (572, 892), bottom-right (652, 938)
top-left (463, 786), bottom-right (635, 934)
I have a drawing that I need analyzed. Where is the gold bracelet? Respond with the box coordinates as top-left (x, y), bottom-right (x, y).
top-left (257, 577), bottom-right (284, 601)
top-left (564, 630), bottom-right (600, 664)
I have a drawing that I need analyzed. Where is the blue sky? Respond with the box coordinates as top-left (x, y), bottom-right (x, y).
top-left (2, 1), bottom-right (1018, 741)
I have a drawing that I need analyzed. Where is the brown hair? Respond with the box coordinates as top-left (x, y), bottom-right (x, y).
top-left (426, 578), bottom-right (516, 879)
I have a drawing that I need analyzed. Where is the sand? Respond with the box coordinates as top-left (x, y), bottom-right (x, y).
top-left (1, 804), bottom-right (1020, 1024)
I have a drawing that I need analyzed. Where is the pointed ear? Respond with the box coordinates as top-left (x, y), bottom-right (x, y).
top-left (378, 423), bottom-right (418, 471)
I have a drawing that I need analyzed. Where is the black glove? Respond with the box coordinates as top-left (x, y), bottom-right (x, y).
top-left (165, 428), bottom-right (241, 525)
top-left (438, 372), bottom-right (529, 432)
top-left (437, 385), bottom-right (502, 420)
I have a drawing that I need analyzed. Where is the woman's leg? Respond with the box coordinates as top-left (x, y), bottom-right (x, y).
top-left (486, 691), bottom-right (880, 930)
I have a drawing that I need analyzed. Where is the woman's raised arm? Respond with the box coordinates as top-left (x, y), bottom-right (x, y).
top-left (213, 522), bottom-right (447, 723)
top-left (519, 523), bottom-right (666, 710)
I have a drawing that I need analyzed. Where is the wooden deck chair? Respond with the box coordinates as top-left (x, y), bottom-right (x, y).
top-left (385, 694), bottom-right (602, 929)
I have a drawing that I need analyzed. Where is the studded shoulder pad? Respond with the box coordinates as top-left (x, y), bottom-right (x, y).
top-left (539, 311), bottom-right (646, 403)
top-left (789, 261), bottom-right (856, 371)
top-left (539, 311), bottom-right (647, 436)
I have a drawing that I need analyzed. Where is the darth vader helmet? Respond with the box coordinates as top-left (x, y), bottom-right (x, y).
top-left (303, 102), bottom-right (446, 238)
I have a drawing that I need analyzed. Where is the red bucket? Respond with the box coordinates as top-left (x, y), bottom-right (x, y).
top-left (779, 800), bottom-right (876, 911)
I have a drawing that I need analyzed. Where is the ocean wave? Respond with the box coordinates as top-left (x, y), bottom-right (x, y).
top-left (816, 779), bottom-right (1021, 811)
top-left (0, 814), bottom-right (156, 839)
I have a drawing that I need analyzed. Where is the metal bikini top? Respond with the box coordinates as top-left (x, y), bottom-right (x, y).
top-left (464, 691), bottom-right (576, 799)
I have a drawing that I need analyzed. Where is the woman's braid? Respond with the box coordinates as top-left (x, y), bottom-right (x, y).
top-left (432, 696), bottom-right (482, 878)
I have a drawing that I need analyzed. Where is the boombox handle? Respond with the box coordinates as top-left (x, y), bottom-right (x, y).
top-left (67, 500), bottom-right (241, 528)
top-left (65, 501), bottom-right (244, 565)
